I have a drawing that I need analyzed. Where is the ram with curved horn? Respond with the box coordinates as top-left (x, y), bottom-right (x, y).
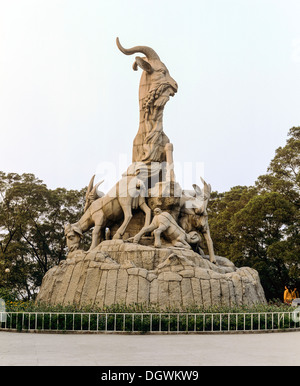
top-left (116, 37), bottom-right (178, 166)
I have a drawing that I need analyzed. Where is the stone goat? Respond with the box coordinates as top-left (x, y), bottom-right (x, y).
top-left (116, 37), bottom-right (178, 165)
top-left (133, 208), bottom-right (200, 249)
top-left (179, 178), bottom-right (216, 264)
top-left (66, 174), bottom-right (152, 251)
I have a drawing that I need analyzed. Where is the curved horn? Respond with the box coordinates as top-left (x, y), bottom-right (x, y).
top-left (116, 37), bottom-right (160, 60)
top-left (91, 180), bottom-right (104, 197)
top-left (192, 184), bottom-right (203, 197)
top-left (200, 177), bottom-right (211, 196)
top-left (85, 175), bottom-right (95, 201)
top-left (84, 177), bottom-right (104, 212)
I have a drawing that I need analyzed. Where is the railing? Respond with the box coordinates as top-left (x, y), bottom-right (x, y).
top-left (0, 311), bottom-right (300, 334)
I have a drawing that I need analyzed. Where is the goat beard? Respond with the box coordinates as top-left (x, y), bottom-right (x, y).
top-left (153, 95), bottom-right (170, 108)
top-left (143, 83), bottom-right (173, 116)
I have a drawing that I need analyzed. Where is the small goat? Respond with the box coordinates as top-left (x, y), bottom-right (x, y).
top-left (179, 178), bottom-right (216, 264)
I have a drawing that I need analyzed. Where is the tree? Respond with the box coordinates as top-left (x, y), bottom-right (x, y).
top-left (257, 126), bottom-right (300, 207)
top-left (209, 127), bottom-right (300, 299)
top-left (0, 172), bottom-right (87, 299)
top-left (208, 186), bottom-right (257, 257)
top-left (255, 126), bottom-right (300, 297)
top-left (229, 192), bottom-right (297, 299)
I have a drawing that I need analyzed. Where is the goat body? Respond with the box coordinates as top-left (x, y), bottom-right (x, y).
top-left (70, 176), bottom-right (151, 250)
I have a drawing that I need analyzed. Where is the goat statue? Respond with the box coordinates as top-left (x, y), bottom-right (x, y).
top-left (65, 173), bottom-right (152, 251)
top-left (133, 207), bottom-right (200, 249)
top-left (179, 178), bottom-right (216, 264)
top-left (116, 38), bottom-right (178, 166)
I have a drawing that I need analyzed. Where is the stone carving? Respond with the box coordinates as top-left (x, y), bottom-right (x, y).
top-left (116, 38), bottom-right (178, 165)
top-left (36, 240), bottom-right (267, 307)
top-left (36, 38), bottom-right (267, 309)
top-left (133, 208), bottom-right (200, 249)
top-left (64, 224), bottom-right (82, 252)
top-left (84, 175), bottom-right (104, 212)
top-left (66, 173), bottom-right (151, 250)
top-left (179, 178), bottom-right (216, 263)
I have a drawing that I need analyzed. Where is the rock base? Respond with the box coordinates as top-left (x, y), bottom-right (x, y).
top-left (36, 240), bottom-right (266, 309)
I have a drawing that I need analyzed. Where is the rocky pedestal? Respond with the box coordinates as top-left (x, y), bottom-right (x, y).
top-left (36, 240), bottom-right (266, 308)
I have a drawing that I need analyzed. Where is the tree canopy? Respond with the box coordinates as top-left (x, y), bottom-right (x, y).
top-left (209, 127), bottom-right (300, 299)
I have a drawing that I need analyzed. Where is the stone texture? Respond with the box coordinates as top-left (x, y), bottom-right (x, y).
top-left (36, 241), bottom-right (267, 309)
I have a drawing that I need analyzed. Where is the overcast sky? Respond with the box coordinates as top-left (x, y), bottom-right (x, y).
top-left (0, 0), bottom-right (300, 193)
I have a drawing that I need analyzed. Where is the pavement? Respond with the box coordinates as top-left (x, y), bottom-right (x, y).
top-left (0, 331), bottom-right (300, 366)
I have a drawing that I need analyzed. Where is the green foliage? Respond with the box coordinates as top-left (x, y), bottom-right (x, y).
top-left (0, 172), bottom-right (89, 299)
top-left (209, 127), bottom-right (300, 299)
top-left (0, 288), bottom-right (18, 302)
top-left (208, 186), bottom-right (257, 257)
top-left (257, 126), bottom-right (300, 206)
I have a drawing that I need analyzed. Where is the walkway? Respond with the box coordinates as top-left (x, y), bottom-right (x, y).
top-left (0, 331), bottom-right (299, 366)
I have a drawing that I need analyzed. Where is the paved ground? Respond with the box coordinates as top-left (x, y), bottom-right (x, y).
top-left (0, 331), bottom-right (300, 366)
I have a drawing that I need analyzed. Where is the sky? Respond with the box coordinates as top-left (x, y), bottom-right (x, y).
top-left (0, 0), bottom-right (300, 194)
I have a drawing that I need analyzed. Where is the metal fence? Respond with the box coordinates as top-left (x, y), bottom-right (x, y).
top-left (0, 311), bottom-right (300, 333)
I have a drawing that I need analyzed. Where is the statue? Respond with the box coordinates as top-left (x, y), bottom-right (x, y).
top-left (179, 178), bottom-right (216, 263)
top-left (84, 175), bottom-right (105, 212)
top-left (64, 224), bottom-right (82, 252)
top-left (116, 38), bottom-right (178, 165)
top-left (133, 207), bottom-right (201, 249)
top-left (66, 172), bottom-right (152, 250)
top-left (36, 38), bottom-right (267, 309)
top-left (64, 38), bottom-right (216, 260)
